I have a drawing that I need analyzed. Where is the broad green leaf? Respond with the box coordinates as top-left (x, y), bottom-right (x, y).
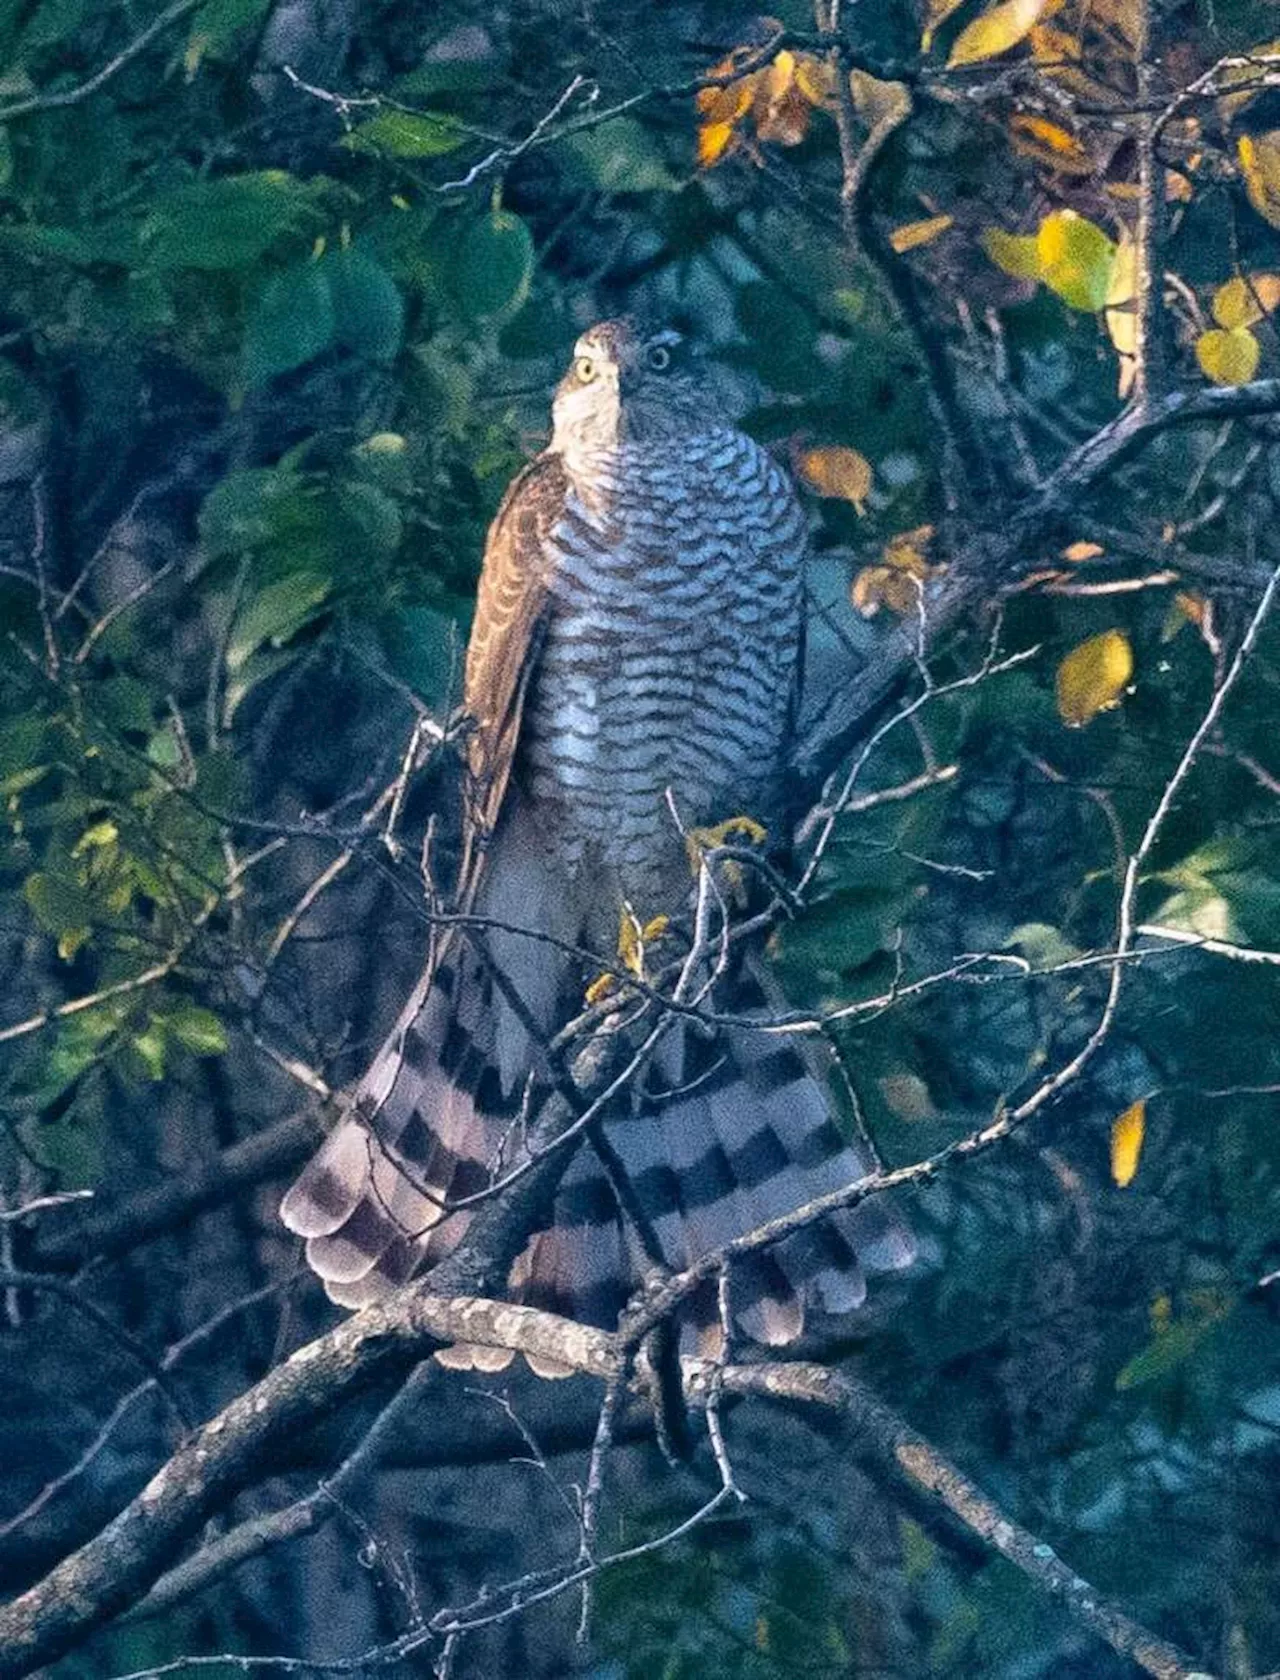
top-left (564, 119), bottom-right (678, 192)
top-left (243, 262), bottom-right (336, 385)
top-left (336, 479), bottom-right (403, 560)
top-left (326, 247), bottom-right (405, 364)
top-left (1055, 628), bottom-right (1132, 726)
top-left (451, 210), bottom-right (534, 319)
top-left (136, 172), bottom-right (326, 272)
top-left (947, 0), bottom-right (1048, 68)
top-left (342, 109), bottom-right (464, 158)
top-left (198, 466), bottom-right (302, 555)
top-left (165, 1004), bottom-right (229, 1055)
top-left (982, 227), bottom-right (1042, 281)
top-left (1037, 209), bottom-right (1116, 311)
top-left (1195, 325), bottom-right (1260, 386)
top-left (227, 572), bottom-right (331, 670)
top-left (24, 871), bottom-right (94, 937)
top-left (1116, 1302), bottom-right (1231, 1390)
top-left (131, 1022), bottom-right (167, 1081)
top-left (187, 0), bottom-right (272, 66)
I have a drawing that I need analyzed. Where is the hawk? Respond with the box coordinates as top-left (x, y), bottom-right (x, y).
top-left (281, 319), bottom-right (913, 1368)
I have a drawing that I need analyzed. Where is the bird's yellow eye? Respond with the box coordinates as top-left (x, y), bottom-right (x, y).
top-left (647, 344), bottom-right (672, 371)
top-left (575, 356), bottom-right (597, 383)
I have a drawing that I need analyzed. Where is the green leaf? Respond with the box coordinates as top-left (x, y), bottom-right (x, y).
top-left (1116, 1311), bottom-right (1229, 1390)
top-left (982, 227), bottom-right (1042, 282)
top-left (1037, 209), bottom-right (1117, 312)
top-left (18, 0), bottom-right (87, 55)
top-left (24, 871), bottom-right (94, 937)
top-left (165, 1004), bottom-right (229, 1055)
top-left (450, 210), bottom-right (534, 319)
top-left (341, 109), bottom-right (464, 158)
top-left (187, 0), bottom-right (273, 63)
top-left (136, 172), bottom-right (327, 272)
top-left (198, 466), bottom-right (301, 556)
top-left (227, 572), bottom-right (331, 670)
top-left (326, 247), bottom-right (405, 364)
top-left (352, 431), bottom-right (413, 492)
top-left (130, 1022), bottom-right (167, 1081)
top-left (563, 119), bottom-right (677, 192)
top-left (243, 262), bottom-right (336, 385)
top-left (335, 480), bottom-right (403, 560)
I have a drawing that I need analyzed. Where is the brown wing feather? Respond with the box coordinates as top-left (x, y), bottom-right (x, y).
top-left (280, 451), bottom-right (569, 1292)
top-left (456, 451), bottom-right (566, 907)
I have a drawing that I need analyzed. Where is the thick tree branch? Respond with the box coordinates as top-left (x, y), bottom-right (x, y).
top-left (0, 1282), bottom-right (1207, 1679)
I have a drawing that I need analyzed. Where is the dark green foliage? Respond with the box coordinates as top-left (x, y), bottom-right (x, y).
top-left (1, 1), bottom-right (1280, 1676)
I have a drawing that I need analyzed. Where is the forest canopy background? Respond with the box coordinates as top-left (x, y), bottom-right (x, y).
top-left (2, 0), bottom-right (1280, 1676)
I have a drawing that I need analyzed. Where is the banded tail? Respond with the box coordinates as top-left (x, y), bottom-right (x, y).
top-left (280, 898), bottom-right (914, 1370)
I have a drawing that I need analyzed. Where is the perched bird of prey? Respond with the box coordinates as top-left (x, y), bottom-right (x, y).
top-left (281, 319), bottom-right (913, 1366)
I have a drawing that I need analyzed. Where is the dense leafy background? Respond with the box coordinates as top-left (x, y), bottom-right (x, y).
top-left (2, 0), bottom-right (1279, 1675)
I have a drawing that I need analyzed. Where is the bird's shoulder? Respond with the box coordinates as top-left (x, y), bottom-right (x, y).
top-left (484, 450), bottom-right (570, 565)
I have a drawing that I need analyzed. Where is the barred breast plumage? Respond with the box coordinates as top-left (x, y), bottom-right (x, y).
top-left (280, 319), bottom-right (914, 1367)
top-left (524, 426), bottom-right (805, 908)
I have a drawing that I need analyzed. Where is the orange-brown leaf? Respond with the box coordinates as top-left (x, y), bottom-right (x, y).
top-left (1009, 114), bottom-right (1092, 173)
top-left (797, 444), bottom-right (873, 511)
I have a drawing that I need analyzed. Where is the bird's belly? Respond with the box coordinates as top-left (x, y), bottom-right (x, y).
top-left (522, 615), bottom-right (786, 909)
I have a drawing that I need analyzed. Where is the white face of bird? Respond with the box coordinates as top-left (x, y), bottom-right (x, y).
top-left (551, 321), bottom-right (699, 461)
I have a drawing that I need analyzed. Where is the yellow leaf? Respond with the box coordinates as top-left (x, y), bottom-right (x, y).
top-left (884, 523), bottom-right (937, 569)
top-left (696, 76), bottom-right (756, 125)
top-left (1104, 233), bottom-right (1138, 393)
top-left (1195, 325), bottom-right (1261, 386)
top-left (794, 54), bottom-right (836, 106)
top-left (697, 120), bottom-right (736, 168)
top-left (1037, 208), bottom-right (1117, 311)
top-left (889, 213), bottom-right (953, 253)
top-left (73, 819), bottom-right (119, 855)
top-left (685, 816), bottom-right (767, 889)
top-left (1061, 540), bottom-right (1105, 561)
top-left (851, 525), bottom-right (941, 618)
top-left (1055, 628), bottom-right (1133, 726)
top-left (1211, 273), bottom-right (1280, 329)
top-left (584, 971), bottom-right (617, 1006)
top-left (1238, 131), bottom-right (1280, 228)
top-left (752, 49), bottom-right (813, 145)
top-left (1110, 1098), bottom-right (1146, 1187)
top-left (797, 444), bottom-right (873, 512)
top-left (852, 565), bottom-right (904, 617)
top-left (922, 0), bottom-right (968, 51)
top-left (982, 226), bottom-right (1043, 281)
top-left (848, 69), bottom-right (912, 128)
top-left (947, 0), bottom-right (1050, 67)
top-left (1009, 114), bottom-right (1092, 173)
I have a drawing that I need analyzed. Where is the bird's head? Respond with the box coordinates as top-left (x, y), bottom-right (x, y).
top-left (551, 319), bottom-right (706, 464)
